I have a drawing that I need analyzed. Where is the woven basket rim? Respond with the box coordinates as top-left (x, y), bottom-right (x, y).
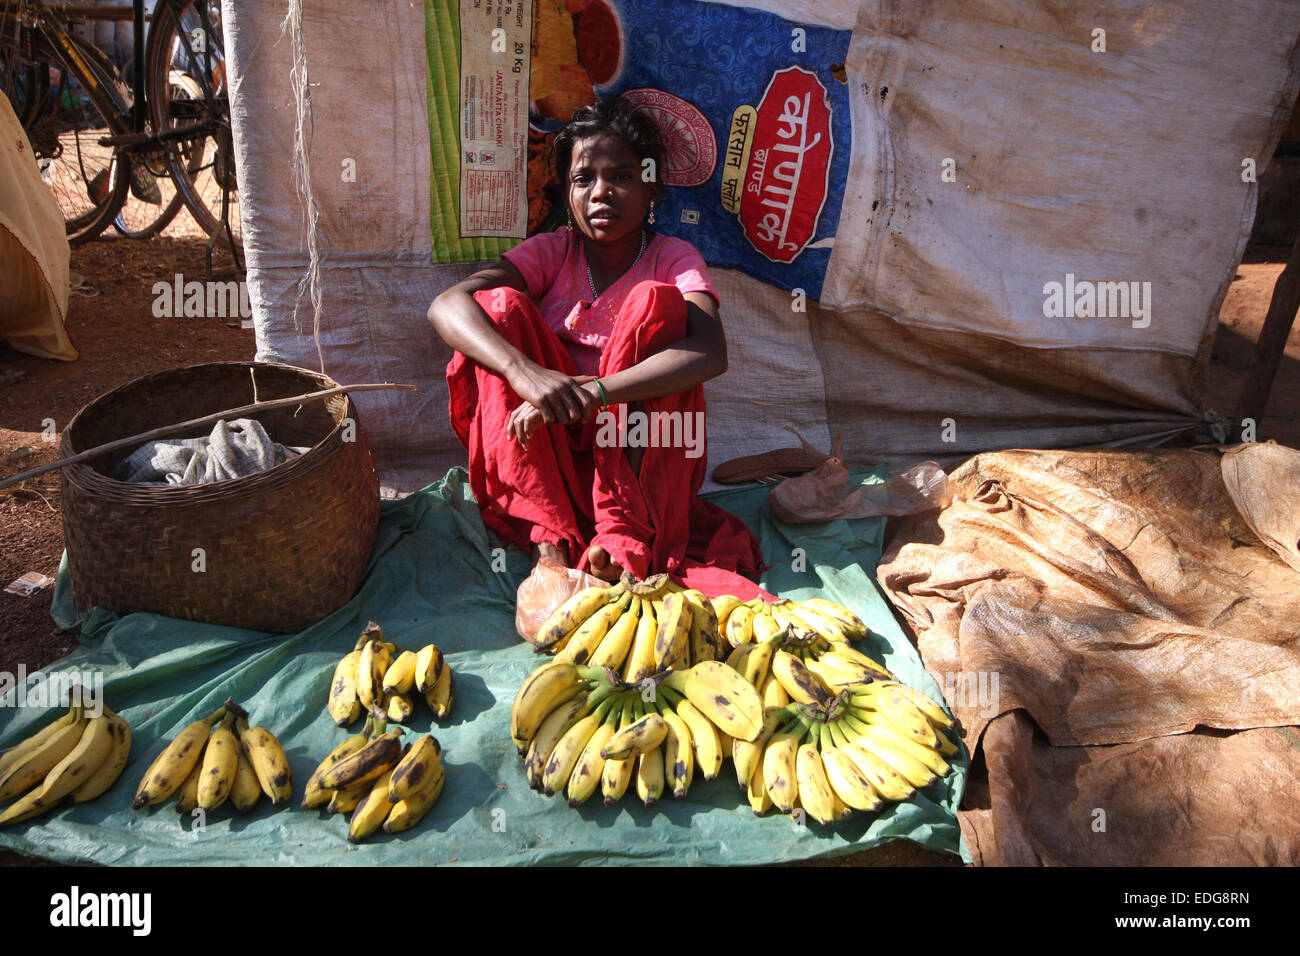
top-left (60, 361), bottom-right (352, 501)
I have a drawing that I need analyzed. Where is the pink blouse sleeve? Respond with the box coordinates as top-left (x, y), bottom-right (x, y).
top-left (656, 238), bottom-right (720, 307)
top-left (501, 230), bottom-right (569, 300)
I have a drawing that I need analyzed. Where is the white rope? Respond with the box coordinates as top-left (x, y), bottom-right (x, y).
top-left (280, 0), bottom-right (326, 372)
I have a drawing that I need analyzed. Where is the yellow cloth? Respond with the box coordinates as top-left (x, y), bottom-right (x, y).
top-left (0, 91), bottom-right (77, 361)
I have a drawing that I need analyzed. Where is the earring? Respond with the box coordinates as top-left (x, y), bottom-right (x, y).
top-left (648, 201), bottom-right (656, 226)
top-left (566, 211), bottom-right (573, 232)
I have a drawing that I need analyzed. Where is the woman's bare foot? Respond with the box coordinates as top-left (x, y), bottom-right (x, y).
top-left (534, 540), bottom-right (568, 568)
top-left (585, 543), bottom-right (624, 583)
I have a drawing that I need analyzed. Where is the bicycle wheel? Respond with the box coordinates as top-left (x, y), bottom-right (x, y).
top-left (112, 62), bottom-right (188, 240)
top-left (30, 31), bottom-right (130, 244)
top-left (146, 0), bottom-right (241, 246)
top-left (61, 35), bottom-right (185, 240)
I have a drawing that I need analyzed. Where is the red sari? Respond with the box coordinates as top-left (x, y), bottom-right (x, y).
top-left (446, 280), bottom-right (766, 598)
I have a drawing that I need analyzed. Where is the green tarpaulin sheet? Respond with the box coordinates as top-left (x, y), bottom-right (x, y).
top-left (0, 468), bottom-right (968, 865)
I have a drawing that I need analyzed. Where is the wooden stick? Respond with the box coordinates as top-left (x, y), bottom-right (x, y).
top-left (1235, 233), bottom-right (1300, 426)
top-left (0, 382), bottom-right (416, 492)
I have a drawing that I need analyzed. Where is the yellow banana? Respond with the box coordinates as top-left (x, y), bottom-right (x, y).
top-left (635, 745), bottom-right (665, 807)
top-left (794, 743), bottom-right (837, 825)
top-left (384, 691), bottom-right (415, 725)
top-left (557, 593), bottom-right (632, 666)
top-left (746, 756), bottom-right (773, 814)
top-left (382, 651), bottom-right (418, 695)
top-left (771, 650), bottom-right (831, 706)
top-left (414, 643), bottom-right (447, 694)
top-left (589, 595), bottom-right (641, 669)
top-left (328, 648), bottom-right (365, 726)
top-left (741, 636), bottom-right (779, 690)
top-left (652, 592), bottom-right (692, 673)
top-left (664, 661), bottom-right (764, 743)
top-left (725, 605), bottom-right (755, 647)
top-left (389, 734), bottom-right (443, 803)
top-left (0, 707), bottom-right (80, 781)
top-left (762, 730), bottom-right (801, 814)
top-left (820, 745), bottom-right (883, 812)
top-left (661, 706), bottom-right (694, 799)
top-left (424, 663), bottom-right (455, 719)
top-left (327, 776), bottom-right (372, 815)
top-left (681, 590), bottom-right (721, 664)
top-left (600, 706), bottom-right (637, 805)
top-left (36, 712), bottom-right (115, 805)
top-left (69, 712), bottom-right (132, 804)
top-left (174, 757), bottom-right (205, 815)
top-left (566, 716), bottom-right (618, 807)
top-left (761, 672), bottom-right (791, 710)
top-left (230, 750), bottom-right (262, 812)
top-left (711, 595), bottom-right (743, 631)
top-left (302, 730), bottom-right (370, 809)
top-left (542, 702), bottom-right (612, 797)
top-left (510, 662), bottom-right (588, 754)
top-left (196, 719), bottom-right (239, 812)
top-left (0, 786), bottom-right (53, 827)
top-left (838, 740), bottom-right (915, 803)
top-left (624, 596), bottom-right (659, 682)
top-left (672, 697), bottom-right (721, 781)
top-left (751, 608), bottom-right (782, 644)
top-left (600, 711), bottom-right (668, 761)
top-left (0, 710), bottom-right (88, 802)
top-left (320, 729), bottom-right (403, 790)
top-left (733, 707), bottom-right (792, 790)
top-left (131, 707), bottom-right (223, 809)
top-left (385, 761), bottom-right (445, 833)
top-left (524, 696), bottom-right (589, 790)
top-left (851, 721), bottom-right (948, 781)
top-left (236, 719), bottom-right (293, 805)
top-left (349, 766), bottom-right (397, 842)
top-left (799, 599), bottom-right (870, 640)
top-left (535, 585), bottom-right (621, 651)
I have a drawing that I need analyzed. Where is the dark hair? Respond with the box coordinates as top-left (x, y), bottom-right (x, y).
top-left (544, 99), bottom-right (666, 211)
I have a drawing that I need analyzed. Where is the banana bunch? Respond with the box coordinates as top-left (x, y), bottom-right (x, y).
top-left (736, 683), bottom-right (959, 823)
top-left (533, 573), bottom-right (723, 681)
top-left (328, 622), bottom-right (454, 727)
top-left (510, 659), bottom-right (763, 808)
top-left (131, 699), bottom-right (292, 816)
top-left (302, 720), bottom-right (445, 842)
top-left (0, 697), bottom-right (133, 827)
top-left (724, 619), bottom-right (894, 713)
top-left (717, 595), bottom-right (873, 650)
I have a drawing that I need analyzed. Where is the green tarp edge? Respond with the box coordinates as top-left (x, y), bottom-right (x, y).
top-left (0, 467), bottom-right (969, 866)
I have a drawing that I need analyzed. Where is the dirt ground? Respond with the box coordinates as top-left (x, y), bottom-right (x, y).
top-left (0, 227), bottom-right (1297, 867)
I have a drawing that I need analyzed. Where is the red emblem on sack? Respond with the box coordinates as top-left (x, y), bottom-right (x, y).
top-left (738, 68), bottom-right (833, 263)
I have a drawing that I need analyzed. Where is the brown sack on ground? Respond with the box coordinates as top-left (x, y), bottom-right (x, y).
top-left (879, 447), bottom-right (1300, 865)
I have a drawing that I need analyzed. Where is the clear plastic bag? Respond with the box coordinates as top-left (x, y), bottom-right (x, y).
top-left (514, 557), bottom-right (606, 646)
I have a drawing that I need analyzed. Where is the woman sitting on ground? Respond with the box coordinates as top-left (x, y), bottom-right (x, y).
top-left (428, 99), bottom-right (763, 590)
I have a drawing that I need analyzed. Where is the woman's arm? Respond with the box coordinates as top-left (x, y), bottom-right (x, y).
top-left (583, 291), bottom-right (727, 407)
top-left (427, 259), bottom-right (597, 425)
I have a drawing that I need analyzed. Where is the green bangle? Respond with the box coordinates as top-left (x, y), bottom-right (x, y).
top-left (595, 378), bottom-right (609, 410)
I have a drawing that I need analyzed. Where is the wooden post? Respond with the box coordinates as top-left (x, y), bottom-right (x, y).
top-left (1234, 231), bottom-right (1300, 428)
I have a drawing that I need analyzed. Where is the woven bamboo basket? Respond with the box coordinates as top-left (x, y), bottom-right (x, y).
top-left (59, 362), bottom-right (380, 633)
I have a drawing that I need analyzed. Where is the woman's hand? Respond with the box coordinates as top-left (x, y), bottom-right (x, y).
top-left (505, 401), bottom-right (545, 449)
top-left (506, 363), bottom-right (599, 426)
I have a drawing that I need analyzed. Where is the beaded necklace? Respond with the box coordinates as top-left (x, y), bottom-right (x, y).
top-left (586, 229), bottom-right (647, 301)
